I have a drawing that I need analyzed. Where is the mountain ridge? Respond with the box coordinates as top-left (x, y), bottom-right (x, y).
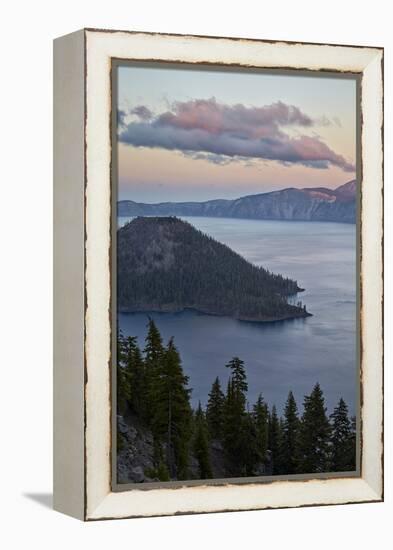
top-left (118, 180), bottom-right (356, 223)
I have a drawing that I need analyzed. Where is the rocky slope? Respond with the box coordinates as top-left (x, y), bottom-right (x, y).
top-left (117, 217), bottom-right (310, 322)
top-left (117, 413), bottom-right (231, 483)
top-left (118, 180), bottom-right (356, 224)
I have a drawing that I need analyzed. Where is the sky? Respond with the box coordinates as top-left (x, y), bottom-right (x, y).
top-left (116, 63), bottom-right (357, 202)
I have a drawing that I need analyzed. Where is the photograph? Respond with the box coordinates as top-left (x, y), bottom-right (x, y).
top-left (114, 62), bottom-right (359, 485)
top-left (0, 0), bottom-right (387, 539)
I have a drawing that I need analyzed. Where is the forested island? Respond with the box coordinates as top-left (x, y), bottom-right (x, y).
top-left (117, 217), bottom-right (310, 322)
top-left (117, 320), bottom-right (356, 483)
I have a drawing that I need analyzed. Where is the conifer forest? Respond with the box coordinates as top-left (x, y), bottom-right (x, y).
top-left (117, 320), bottom-right (356, 483)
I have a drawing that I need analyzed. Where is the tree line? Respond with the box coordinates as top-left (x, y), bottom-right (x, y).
top-left (117, 319), bottom-right (356, 481)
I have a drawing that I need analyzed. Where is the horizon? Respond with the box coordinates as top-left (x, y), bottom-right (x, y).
top-left (117, 178), bottom-right (355, 204)
top-left (117, 64), bottom-right (357, 202)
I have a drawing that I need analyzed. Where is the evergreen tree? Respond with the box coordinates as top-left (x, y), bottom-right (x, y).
top-left (223, 358), bottom-right (250, 475)
top-left (268, 405), bottom-right (281, 474)
top-left (223, 378), bottom-right (236, 469)
top-left (116, 331), bottom-right (130, 414)
top-left (253, 394), bottom-right (269, 468)
top-left (143, 318), bottom-right (164, 425)
top-left (119, 334), bottom-right (145, 417)
top-left (144, 318), bottom-right (164, 364)
top-left (330, 398), bottom-right (356, 472)
top-left (281, 391), bottom-right (300, 474)
top-left (298, 383), bottom-right (331, 474)
top-left (350, 416), bottom-right (357, 470)
top-left (152, 337), bottom-right (192, 479)
top-left (227, 357), bottom-right (248, 405)
top-left (130, 345), bottom-right (145, 416)
top-left (117, 332), bottom-right (144, 413)
top-left (277, 417), bottom-right (286, 474)
top-left (239, 412), bottom-right (259, 476)
top-left (117, 320), bottom-right (357, 482)
top-left (193, 403), bottom-right (212, 479)
top-left (117, 331), bottom-right (143, 454)
top-left (206, 377), bottom-right (225, 440)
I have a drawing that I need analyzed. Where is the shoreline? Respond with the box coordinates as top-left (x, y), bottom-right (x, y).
top-left (118, 305), bottom-right (312, 324)
top-left (118, 212), bottom-right (356, 226)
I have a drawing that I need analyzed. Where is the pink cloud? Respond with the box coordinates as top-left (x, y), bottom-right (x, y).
top-left (119, 98), bottom-right (355, 172)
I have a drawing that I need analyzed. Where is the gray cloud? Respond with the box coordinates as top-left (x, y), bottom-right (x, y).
top-left (117, 109), bottom-right (127, 127)
top-left (131, 105), bottom-right (153, 121)
top-left (119, 98), bottom-right (355, 172)
top-left (183, 151), bottom-right (235, 166)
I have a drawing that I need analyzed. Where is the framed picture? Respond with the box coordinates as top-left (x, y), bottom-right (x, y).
top-left (53, 29), bottom-right (383, 520)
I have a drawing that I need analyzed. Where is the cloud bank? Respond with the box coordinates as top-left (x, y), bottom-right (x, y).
top-left (118, 98), bottom-right (354, 172)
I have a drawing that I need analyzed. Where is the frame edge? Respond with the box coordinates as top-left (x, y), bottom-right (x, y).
top-left (83, 30), bottom-right (384, 520)
top-left (53, 28), bottom-right (86, 521)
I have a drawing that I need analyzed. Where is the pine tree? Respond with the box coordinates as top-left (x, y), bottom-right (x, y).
top-left (144, 318), bottom-right (164, 364)
top-left (143, 318), bottom-right (164, 425)
top-left (330, 398), bottom-right (356, 472)
top-left (298, 383), bottom-right (331, 474)
top-left (222, 357), bottom-right (250, 475)
top-left (152, 337), bottom-right (192, 479)
top-left (130, 345), bottom-right (146, 416)
top-left (118, 320), bottom-right (357, 483)
top-left (116, 331), bottom-right (133, 413)
top-left (268, 405), bottom-right (281, 474)
top-left (206, 377), bottom-right (225, 440)
top-left (227, 357), bottom-right (248, 405)
top-left (119, 334), bottom-right (146, 417)
top-left (239, 412), bottom-right (259, 476)
top-left (281, 391), bottom-right (300, 474)
top-left (253, 394), bottom-right (269, 469)
top-left (193, 403), bottom-right (212, 479)
top-left (349, 416), bottom-right (357, 470)
top-left (276, 417), bottom-right (286, 474)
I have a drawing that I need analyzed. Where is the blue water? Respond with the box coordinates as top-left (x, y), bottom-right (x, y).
top-left (118, 216), bottom-right (357, 415)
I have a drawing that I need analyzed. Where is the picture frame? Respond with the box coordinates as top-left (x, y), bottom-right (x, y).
top-left (53, 28), bottom-right (383, 521)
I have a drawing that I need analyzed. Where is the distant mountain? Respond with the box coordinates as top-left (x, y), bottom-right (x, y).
top-left (118, 217), bottom-right (310, 323)
top-left (118, 180), bottom-right (356, 224)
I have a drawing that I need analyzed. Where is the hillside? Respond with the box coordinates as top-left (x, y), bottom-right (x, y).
top-left (117, 217), bottom-right (310, 322)
top-left (118, 180), bottom-right (356, 224)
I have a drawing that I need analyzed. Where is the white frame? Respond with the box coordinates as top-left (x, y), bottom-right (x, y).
top-left (53, 28), bottom-right (383, 521)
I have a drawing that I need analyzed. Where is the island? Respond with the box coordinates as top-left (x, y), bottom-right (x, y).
top-left (117, 217), bottom-right (311, 322)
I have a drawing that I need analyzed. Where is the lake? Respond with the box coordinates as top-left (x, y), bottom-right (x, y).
top-left (118, 216), bottom-right (357, 415)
